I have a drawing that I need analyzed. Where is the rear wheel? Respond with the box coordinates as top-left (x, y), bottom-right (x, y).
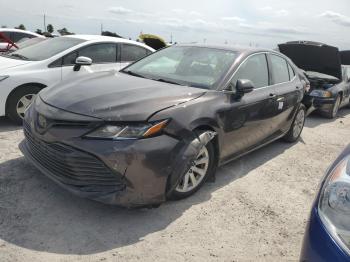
top-left (283, 104), bottom-right (306, 143)
top-left (7, 86), bottom-right (41, 124)
top-left (169, 133), bottom-right (216, 200)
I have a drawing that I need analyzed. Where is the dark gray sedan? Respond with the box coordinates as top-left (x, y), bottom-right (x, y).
top-left (20, 45), bottom-right (306, 207)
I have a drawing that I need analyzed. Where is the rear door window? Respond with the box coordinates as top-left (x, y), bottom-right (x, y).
top-left (231, 53), bottom-right (269, 89)
top-left (270, 54), bottom-right (290, 84)
top-left (121, 44), bottom-right (149, 62)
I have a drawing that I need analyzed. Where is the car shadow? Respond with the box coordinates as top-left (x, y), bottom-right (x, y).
top-left (0, 140), bottom-right (294, 255)
top-left (0, 117), bottom-right (21, 133)
top-left (305, 107), bottom-right (350, 128)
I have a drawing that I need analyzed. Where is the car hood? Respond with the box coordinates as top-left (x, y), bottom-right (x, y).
top-left (40, 71), bottom-right (206, 121)
top-left (278, 41), bottom-right (342, 80)
top-left (0, 55), bottom-right (32, 70)
top-left (340, 51), bottom-right (350, 65)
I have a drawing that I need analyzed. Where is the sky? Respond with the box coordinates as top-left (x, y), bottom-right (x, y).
top-left (0, 0), bottom-right (349, 49)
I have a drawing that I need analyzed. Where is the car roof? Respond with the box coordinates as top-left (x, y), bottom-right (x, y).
top-left (175, 43), bottom-right (277, 55)
top-left (63, 35), bottom-right (155, 50)
top-left (0, 28), bottom-right (43, 38)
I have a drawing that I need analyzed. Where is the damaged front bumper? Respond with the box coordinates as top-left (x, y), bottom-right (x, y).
top-left (20, 109), bottom-right (216, 207)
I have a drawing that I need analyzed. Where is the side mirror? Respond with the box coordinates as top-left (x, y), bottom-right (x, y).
top-left (236, 79), bottom-right (254, 96)
top-left (73, 56), bottom-right (92, 71)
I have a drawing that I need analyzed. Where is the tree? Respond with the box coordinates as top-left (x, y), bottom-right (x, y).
top-left (101, 31), bottom-right (122, 38)
top-left (57, 27), bottom-right (74, 36)
top-left (16, 24), bottom-right (26, 30)
top-left (35, 29), bottom-right (43, 35)
top-left (47, 24), bottom-right (54, 34)
top-left (1, 25), bottom-right (7, 28)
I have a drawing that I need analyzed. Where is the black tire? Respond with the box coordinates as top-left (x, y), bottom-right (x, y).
top-left (168, 132), bottom-right (216, 200)
top-left (283, 104), bottom-right (306, 143)
top-left (323, 95), bottom-right (341, 119)
top-left (6, 86), bottom-right (42, 124)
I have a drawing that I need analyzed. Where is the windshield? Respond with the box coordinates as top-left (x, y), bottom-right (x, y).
top-left (4, 37), bottom-right (85, 61)
top-left (123, 46), bottom-right (238, 89)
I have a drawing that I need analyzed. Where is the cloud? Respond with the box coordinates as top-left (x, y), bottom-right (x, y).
top-left (221, 16), bottom-right (245, 23)
top-left (108, 6), bottom-right (133, 15)
top-left (260, 7), bottom-right (289, 17)
top-left (319, 11), bottom-right (350, 27)
top-left (260, 6), bottom-right (273, 11)
top-left (275, 9), bottom-right (289, 17)
top-left (238, 22), bottom-right (305, 35)
top-left (189, 11), bottom-right (202, 16)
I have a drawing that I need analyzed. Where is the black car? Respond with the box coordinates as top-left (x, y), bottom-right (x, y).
top-left (20, 45), bottom-right (306, 207)
top-left (279, 41), bottom-right (350, 118)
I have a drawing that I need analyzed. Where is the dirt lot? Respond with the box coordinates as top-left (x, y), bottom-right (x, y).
top-left (0, 109), bottom-right (349, 262)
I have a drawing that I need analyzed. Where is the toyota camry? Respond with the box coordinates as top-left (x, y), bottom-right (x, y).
top-left (20, 45), bottom-right (307, 207)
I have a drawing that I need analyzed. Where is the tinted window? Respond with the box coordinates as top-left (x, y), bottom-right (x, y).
top-left (288, 63), bottom-right (295, 80)
top-left (270, 54), bottom-right (290, 84)
top-left (0, 32), bottom-right (11, 43)
top-left (6, 37), bottom-right (85, 61)
top-left (79, 43), bottom-right (117, 63)
top-left (63, 51), bottom-right (78, 66)
top-left (121, 44), bottom-right (148, 62)
top-left (12, 32), bottom-right (33, 42)
top-left (231, 54), bottom-right (269, 89)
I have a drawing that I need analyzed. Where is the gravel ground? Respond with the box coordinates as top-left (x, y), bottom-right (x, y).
top-left (0, 109), bottom-right (349, 262)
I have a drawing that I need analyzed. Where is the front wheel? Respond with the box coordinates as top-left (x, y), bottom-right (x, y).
top-left (6, 86), bottom-right (41, 124)
top-left (283, 104), bottom-right (306, 143)
top-left (324, 95), bottom-right (341, 119)
top-left (169, 134), bottom-right (216, 200)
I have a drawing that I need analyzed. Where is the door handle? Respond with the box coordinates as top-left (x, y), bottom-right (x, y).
top-left (277, 97), bottom-right (285, 102)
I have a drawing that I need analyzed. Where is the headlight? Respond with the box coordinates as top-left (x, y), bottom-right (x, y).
top-left (319, 155), bottom-right (350, 254)
top-left (0, 75), bottom-right (9, 82)
top-left (310, 90), bottom-right (332, 98)
top-left (84, 119), bottom-right (169, 140)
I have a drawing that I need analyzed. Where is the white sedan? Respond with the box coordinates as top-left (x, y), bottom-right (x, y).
top-left (0, 35), bottom-right (154, 123)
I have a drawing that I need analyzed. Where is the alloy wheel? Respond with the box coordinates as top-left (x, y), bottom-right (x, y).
top-left (293, 109), bottom-right (305, 138)
top-left (175, 146), bottom-right (210, 193)
top-left (332, 96), bottom-right (341, 118)
top-left (16, 94), bottom-right (36, 119)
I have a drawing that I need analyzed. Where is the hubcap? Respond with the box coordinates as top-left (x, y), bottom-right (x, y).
top-left (332, 96), bottom-right (341, 117)
top-left (16, 94), bottom-right (36, 119)
top-left (293, 109), bottom-right (305, 138)
top-left (175, 146), bottom-right (210, 193)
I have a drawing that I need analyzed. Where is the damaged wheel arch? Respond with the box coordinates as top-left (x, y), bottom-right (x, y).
top-left (166, 129), bottom-right (218, 200)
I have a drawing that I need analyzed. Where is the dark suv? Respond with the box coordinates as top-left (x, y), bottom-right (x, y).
top-left (20, 45), bottom-right (307, 207)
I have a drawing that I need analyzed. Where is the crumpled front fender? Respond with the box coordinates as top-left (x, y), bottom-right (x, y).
top-left (166, 131), bottom-right (217, 196)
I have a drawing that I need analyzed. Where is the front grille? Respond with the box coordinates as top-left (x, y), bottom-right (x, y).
top-left (23, 121), bottom-right (125, 193)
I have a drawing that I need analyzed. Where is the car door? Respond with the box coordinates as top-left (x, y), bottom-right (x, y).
top-left (120, 44), bottom-right (152, 69)
top-left (220, 53), bottom-right (279, 160)
top-left (61, 43), bottom-right (119, 81)
top-left (267, 53), bottom-right (302, 134)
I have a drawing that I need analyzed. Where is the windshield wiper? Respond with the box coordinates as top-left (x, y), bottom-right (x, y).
top-left (123, 70), bottom-right (146, 78)
top-left (154, 78), bottom-right (185, 86)
top-left (10, 53), bottom-right (29, 60)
